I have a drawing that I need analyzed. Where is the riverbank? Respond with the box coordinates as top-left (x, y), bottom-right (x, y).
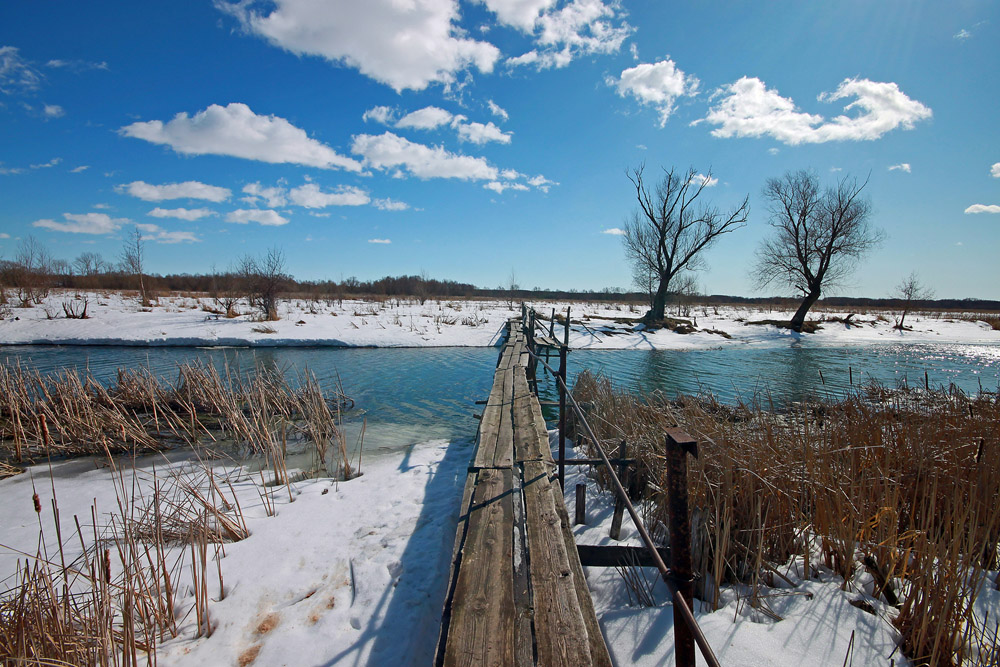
top-left (1, 290), bottom-right (997, 349)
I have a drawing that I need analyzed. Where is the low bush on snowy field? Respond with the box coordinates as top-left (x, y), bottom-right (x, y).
top-left (570, 372), bottom-right (1000, 666)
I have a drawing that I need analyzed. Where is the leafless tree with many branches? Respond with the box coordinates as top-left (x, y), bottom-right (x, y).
top-left (753, 170), bottom-right (883, 332)
top-left (623, 165), bottom-right (749, 321)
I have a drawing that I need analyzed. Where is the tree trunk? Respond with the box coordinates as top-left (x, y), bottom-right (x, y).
top-left (790, 288), bottom-right (821, 332)
top-left (646, 277), bottom-right (670, 321)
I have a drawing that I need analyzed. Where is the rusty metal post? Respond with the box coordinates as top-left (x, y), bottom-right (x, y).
top-left (575, 483), bottom-right (586, 525)
top-left (665, 428), bottom-right (698, 667)
top-left (609, 440), bottom-right (629, 540)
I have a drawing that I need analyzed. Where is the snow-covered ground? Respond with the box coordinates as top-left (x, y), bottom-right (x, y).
top-left (6, 436), bottom-right (995, 665)
top-left (0, 290), bottom-right (998, 349)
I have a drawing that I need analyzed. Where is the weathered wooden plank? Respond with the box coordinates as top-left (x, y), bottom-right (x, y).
top-left (522, 459), bottom-right (593, 665)
top-left (513, 367), bottom-right (547, 463)
top-left (528, 381), bottom-right (556, 464)
top-left (552, 477), bottom-right (614, 667)
top-left (443, 468), bottom-right (515, 667)
top-left (435, 471), bottom-right (479, 662)
top-left (492, 365), bottom-right (515, 468)
top-left (511, 468), bottom-right (535, 667)
top-left (473, 371), bottom-right (506, 469)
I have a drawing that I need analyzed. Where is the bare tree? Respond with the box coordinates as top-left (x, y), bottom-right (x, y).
top-left (623, 165), bottom-right (749, 321)
top-left (505, 268), bottom-right (519, 311)
top-left (120, 226), bottom-right (149, 306)
top-left (753, 171), bottom-right (883, 332)
top-left (73, 251), bottom-right (109, 277)
top-left (10, 236), bottom-right (53, 306)
top-left (892, 272), bottom-right (934, 330)
top-left (239, 247), bottom-right (288, 321)
top-left (210, 265), bottom-right (243, 318)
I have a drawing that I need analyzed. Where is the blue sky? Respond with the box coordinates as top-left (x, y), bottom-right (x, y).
top-left (1, 1), bottom-right (998, 298)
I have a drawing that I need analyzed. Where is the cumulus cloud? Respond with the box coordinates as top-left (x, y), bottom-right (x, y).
top-left (457, 120), bottom-right (511, 144)
top-left (396, 106), bottom-right (454, 130)
top-left (701, 77), bottom-right (932, 145)
top-left (484, 180), bottom-right (530, 193)
top-left (964, 204), bottom-right (1000, 214)
top-left (505, 0), bottom-right (632, 69)
top-left (242, 182), bottom-right (287, 208)
top-left (487, 99), bottom-right (509, 121)
top-left (351, 131), bottom-right (498, 180)
top-left (30, 157), bottom-right (61, 169)
top-left (43, 104), bottom-right (64, 118)
top-left (70, 165), bottom-right (89, 173)
top-left (689, 173), bottom-right (718, 187)
top-left (368, 238), bottom-right (392, 244)
top-left (217, 0), bottom-right (500, 92)
top-left (363, 105), bottom-right (397, 125)
top-left (120, 103), bottom-right (361, 171)
top-left (32, 212), bottom-right (129, 234)
top-left (225, 209), bottom-right (289, 226)
top-left (527, 174), bottom-right (557, 192)
top-left (136, 223), bottom-right (199, 244)
top-left (148, 207), bottom-right (217, 221)
top-left (288, 183), bottom-right (370, 208)
top-left (991, 162), bottom-right (1000, 178)
top-left (374, 198), bottom-right (410, 211)
top-left (888, 163), bottom-right (911, 173)
top-left (601, 227), bottom-right (625, 235)
top-left (119, 180), bottom-right (231, 203)
top-left (613, 58), bottom-right (700, 126)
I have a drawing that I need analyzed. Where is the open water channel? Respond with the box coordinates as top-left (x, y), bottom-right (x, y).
top-left (3, 341), bottom-right (998, 456)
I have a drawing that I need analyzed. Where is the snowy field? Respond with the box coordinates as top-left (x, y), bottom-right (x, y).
top-left (0, 289), bottom-right (998, 349)
top-left (5, 436), bottom-right (995, 665)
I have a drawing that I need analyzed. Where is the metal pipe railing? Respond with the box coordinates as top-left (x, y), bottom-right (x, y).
top-left (521, 310), bottom-right (721, 667)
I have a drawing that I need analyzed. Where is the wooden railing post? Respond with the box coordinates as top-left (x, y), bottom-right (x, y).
top-left (557, 342), bottom-right (567, 490)
top-left (665, 428), bottom-right (698, 667)
top-left (609, 440), bottom-right (629, 540)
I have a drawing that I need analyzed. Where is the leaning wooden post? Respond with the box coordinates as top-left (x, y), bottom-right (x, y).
top-left (558, 307), bottom-right (570, 489)
top-left (609, 440), bottom-right (629, 540)
top-left (527, 309), bottom-right (537, 386)
top-left (575, 483), bottom-right (586, 525)
top-left (665, 428), bottom-right (698, 667)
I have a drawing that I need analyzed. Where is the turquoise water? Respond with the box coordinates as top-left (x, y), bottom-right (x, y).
top-left (3, 342), bottom-right (998, 451)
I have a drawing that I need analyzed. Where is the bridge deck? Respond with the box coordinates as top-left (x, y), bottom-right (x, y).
top-left (437, 321), bottom-right (611, 667)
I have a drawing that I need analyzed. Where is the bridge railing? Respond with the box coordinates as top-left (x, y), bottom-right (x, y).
top-left (520, 306), bottom-right (722, 667)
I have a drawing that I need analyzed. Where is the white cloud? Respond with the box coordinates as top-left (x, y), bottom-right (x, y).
top-left (120, 102), bottom-right (361, 171)
top-left (0, 233), bottom-right (10, 239)
top-left (32, 212), bottom-right (128, 235)
top-left (768, 147), bottom-right (779, 155)
top-left (148, 207), bottom-right (217, 221)
top-left (601, 227), bottom-right (625, 235)
top-left (991, 162), bottom-right (1000, 178)
top-left (288, 183), bottom-right (370, 208)
top-left (45, 58), bottom-right (108, 72)
top-left (119, 180), bottom-right (231, 202)
top-left (888, 163), bottom-right (911, 173)
top-left (396, 106), bottom-right (454, 130)
top-left (527, 174), bottom-right (557, 192)
top-left (456, 120), bottom-right (511, 144)
top-left (352, 131), bottom-right (498, 180)
top-left (484, 180), bottom-right (530, 193)
top-left (0, 46), bottom-right (42, 94)
top-left (964, 204), bottom-right (1000, 214)
top-left (225, 209), bottom-right (289, 226)
top-left (217, 0), bottom-right (500, 92)
top-left (43, 104), bottom-right (64, 118)
top-left (954, 28), bottom-right (972, 40)
top-left (70, 165), bottom-right (89, 173)
top-left (689, 173), bottom-right (718, 187)
top-left (478, 0), bottom-right (556, 32)
top-left (702, 77), bottom-right (932, 145)
top-left (30, 157), bottom-right (61, 169)
top-left (507, 0), bottom-right (631, 69)
top-left (136, 223), bottom-right (199, 244)
top-left (830, 167), bottom-right (843, 173)
top-left (487, 99), bottom-right (509, 121)
top-left (363, 105), bottom-right (397, 125)
top-left (242, 182), bottom-right (288, 208)
top-left (374, 198), bottom-right (410, 211)
top-left (368, 238), bottom-right (392, 244)
top-left (613, 58), bottom-right (700, 126)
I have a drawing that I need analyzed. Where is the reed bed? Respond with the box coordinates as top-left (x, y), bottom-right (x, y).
top-left (0, 462), bottom-right (247, 666)
top-left (570, 371), bottom-right (1000, 666)
top-left (0, 362), bottom-right (355, 477)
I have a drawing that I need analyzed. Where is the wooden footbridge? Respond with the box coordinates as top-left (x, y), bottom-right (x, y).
top-left (436, 311), bottom-right (721, 667)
